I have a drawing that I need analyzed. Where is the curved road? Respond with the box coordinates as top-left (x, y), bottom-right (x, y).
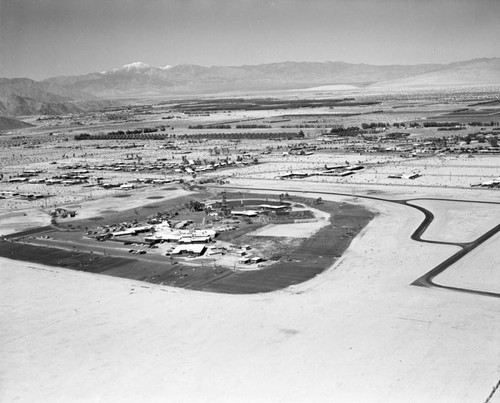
top-left (218, 184), bottom-right (500, 299)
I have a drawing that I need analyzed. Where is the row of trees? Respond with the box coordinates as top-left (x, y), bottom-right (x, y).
top-left (352, 121), bottom-right (498, 130)
top-left (179, 132), bottom-right (305, 140)
top-left (235, 124), bottom-right (271, 129)
top-left (329, 126), bottom-right (364, 137)
top-left (422, 122), bottom-right (463, 128)
top-left (208, 147), bottom-right (231, 156)
top-left (469, 121), bottom-right (500, 126)
top-left (75, 132), bottom-right (171, 140)
top-left (188, 124), bottom-right (231, 129)
top-left (463, 133), bottom-right (498, 147)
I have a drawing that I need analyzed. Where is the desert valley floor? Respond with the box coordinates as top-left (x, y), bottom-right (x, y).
top-left (1, 85), bottom-right (500, 402)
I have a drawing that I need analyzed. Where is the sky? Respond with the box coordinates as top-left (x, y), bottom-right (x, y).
top-left (1, 0), bottom-right (499, 80)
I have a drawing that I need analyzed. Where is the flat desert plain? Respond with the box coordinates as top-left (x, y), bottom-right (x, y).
top-left (2, 87), bottom-right (500, 402)
top-left (2, 183), bottom-right (500, 403)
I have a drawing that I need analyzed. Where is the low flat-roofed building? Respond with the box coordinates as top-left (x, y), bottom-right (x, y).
top-left (146, 233), bottom-right (181, 242)
top-left (171, 244), bottom-right (206, 256)
top-left (402, 173), bottom-right (421, 180)
top-left (238, 257), bottom-right (252, 264)
top-left (180, 235), bottom-right (212, 244)
top-left (258, 204), bottom-right (288, 210)
top-left (131, 225), bottom-right (153, 233)
top-left (193, 229), bottom-right (217, 237)
top-left (112, 229), bottom-right (137, 237)
top-left (231, 210), bottom-right (258, 217)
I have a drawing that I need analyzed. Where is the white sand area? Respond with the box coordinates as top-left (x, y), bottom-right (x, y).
top-left (0, 209), bottom-right (51, 236)
top-left (61, 187), bottom-right (192, 222)
top-left (249, 207), bottom-right (330, 238)
top-left (408, 199), bottom-right (500, 243)
top-left (2, 195), bottom-right (500, 402)
top-left (434, 231), bottom-right (500, 294)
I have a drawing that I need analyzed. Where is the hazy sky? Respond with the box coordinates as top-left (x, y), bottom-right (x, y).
top-left (1, 0), bottom-right (499, 80)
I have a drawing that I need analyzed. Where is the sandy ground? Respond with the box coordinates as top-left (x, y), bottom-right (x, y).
top-left (3, 91), bottom-right (500, 402)
top-left (0, 209), bottom-right (51, 236)
top-left (0, 187), bottom-right (191, 237)
top-left (408, 199), bottom-right (500, 243)
top-left (60, 186), bottom-right (192, 221)
top-left (2, 191), bottom-right (500, 402)
top-left (249, 207), bottom-right (330, 238)
top-left (213, 154), bottom-right (500, 190)
top-left (221, 176), bottom-right (500, 202)
top-left (434, 231), bottom-right (500, 294)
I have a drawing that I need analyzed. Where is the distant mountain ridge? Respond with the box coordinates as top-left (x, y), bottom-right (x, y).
top-left (0, 115), bottom-right (34, 131)
top-left (42, 60), bottom-right (447, 97)
top-left (372, 58), bottom-right (500, 88)
top-left (43, 58), bottom-right (500, 98)
top-left (0, 77), bottom-right (112, 117)
top-left (1, 58), bottom-right (499, 116)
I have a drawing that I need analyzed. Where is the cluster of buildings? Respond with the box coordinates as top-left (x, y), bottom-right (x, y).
top-left (0, 191), bottom-right (45, 200)
top-left (471, 177), bottom-right (500, 188)
top-left (6, 169), bottom-right (89, 186)
top-left (316, 135), bottom-right (500, 155)
top-left (98, 198), bottom-right (304, 261)
top-left (55, 154), bottom-right (256, 175)
top-left (144, 225), bottom-right (217, 245)
top-left (388, 173), bottom-right (422, 180)
top-left (279, 164), bottom-right (364, 180)
top-left (2, 154), bottom-right (258, 192)
top-left (107, 219), bottom-right (218, 257)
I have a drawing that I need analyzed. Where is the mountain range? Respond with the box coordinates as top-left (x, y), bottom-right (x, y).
top-left (0, 115), bottom-right (34, 131)
top-left (1, 58), bottom-right (499, 117)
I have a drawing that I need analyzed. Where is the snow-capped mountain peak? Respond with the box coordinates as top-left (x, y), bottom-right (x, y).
top-left (122, 62), bottom-right (151, 70)
top-left (104, 62), bottom-right (153, 73)
top-left (101, 62), bottom-right (175, 75)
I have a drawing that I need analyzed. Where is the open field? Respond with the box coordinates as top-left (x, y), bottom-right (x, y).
top-left (1, 87), bottom-right (500, 402)
top-left (2, 190), bottom-right (500, 402)
top-left (408, 199), bottom-right (500, 243)
top-left (434, 231), bottom-right (500, 294)
top-left (249, 217), bottom-right (329, 238)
